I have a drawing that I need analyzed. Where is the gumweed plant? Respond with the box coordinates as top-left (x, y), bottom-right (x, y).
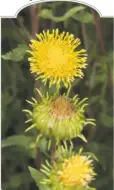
top-left (23, 29), bottom-right (97, 190)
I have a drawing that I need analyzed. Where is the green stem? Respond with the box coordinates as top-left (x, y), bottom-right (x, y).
top-left (51, 138), bottom-right (56, 163)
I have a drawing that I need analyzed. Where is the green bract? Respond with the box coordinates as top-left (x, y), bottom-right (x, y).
top-left (23, 89), bottom-right (95, 142)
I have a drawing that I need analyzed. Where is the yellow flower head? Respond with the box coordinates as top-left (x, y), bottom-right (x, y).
top-left (28, 29), bottom-right (87, 88)
top-left (58, 155), bottom-right (95, 187)
top-left (40, 151), bottom-right (96, 190)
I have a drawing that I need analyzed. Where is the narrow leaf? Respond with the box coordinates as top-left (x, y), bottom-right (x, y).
top-left (2, 44), bottom-right (28, 62)
top-left (28, 166), bottom-right (50, 190)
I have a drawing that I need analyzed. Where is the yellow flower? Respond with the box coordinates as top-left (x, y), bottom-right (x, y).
top-left (58, 155), bottom-right (95, 187)
top-left (40, 150), bottom-right (96, 190)
top-left (28, 29), bottom-right (87, 88)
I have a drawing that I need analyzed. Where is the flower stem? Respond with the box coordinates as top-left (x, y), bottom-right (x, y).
top-left (51, 138), bottom-right (56, 162)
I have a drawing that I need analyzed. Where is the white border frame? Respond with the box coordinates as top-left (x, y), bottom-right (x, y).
top-left (0, 0), bottom-right (114, 18)
top-left (0, 1), bottom-right (113, 190)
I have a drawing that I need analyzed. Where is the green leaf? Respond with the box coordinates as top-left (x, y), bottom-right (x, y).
top-left (2, 135), bottom-right (32, 149)
top-left (28, 166), bottom-right (50, 190)
top-left (40, 6), bottom-right (85, 22)
top-left (2, 44), bottom-right (28, 62)
top-left (45, 2), bottom-right (64, 8)
top-left (37, 137), bottom-right (48, 153)
top-left (72, 11), bottom-right (94, 24)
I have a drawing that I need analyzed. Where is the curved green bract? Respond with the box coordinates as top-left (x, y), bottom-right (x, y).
top-left (23, 90), bottom-right (95, 142)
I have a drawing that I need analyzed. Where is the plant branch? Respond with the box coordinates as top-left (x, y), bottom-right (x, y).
top-left (29, 4), bottom-right (42, 169)
top-left (29, 4), bottom-right (41, 37)
top-left (81, 23), bottom-right (88, 50)
top-left (92, 10), bottom-right (106, 55)
top-left (51, 138), bottom-right (56, 163)
top-left (35, 148), bottom-right (41, 169)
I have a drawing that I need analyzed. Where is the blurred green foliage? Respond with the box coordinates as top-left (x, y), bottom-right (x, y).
top-left (2, 2), bottom-right (113, 190)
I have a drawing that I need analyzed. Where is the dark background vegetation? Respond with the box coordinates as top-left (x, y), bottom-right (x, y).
top-left (2, 2), bottom-right (113, 190)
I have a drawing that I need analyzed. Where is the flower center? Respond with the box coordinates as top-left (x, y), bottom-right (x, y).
top-left (47, 46), bottom-right (69, 69)
top-left (50, 97), bottom-right (75, 119)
